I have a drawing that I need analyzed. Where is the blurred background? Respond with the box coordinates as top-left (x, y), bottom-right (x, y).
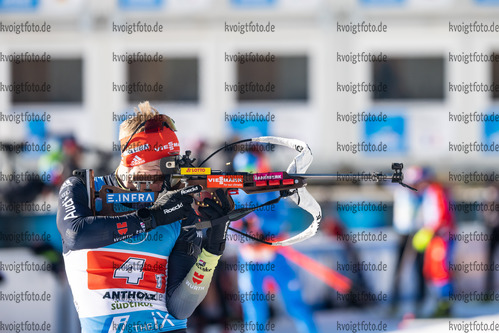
top-left (1, 0), bottom-right (499, 332)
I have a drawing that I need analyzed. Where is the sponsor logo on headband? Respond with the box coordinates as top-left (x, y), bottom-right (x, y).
top-left (120, 126), bottom-right (180, 167)
top-left (123, 143), bottom-right (150, 156)
top-left (130, 155), bottom-right (145, 166)
top-left (154, 142), bottom-right (179, 152)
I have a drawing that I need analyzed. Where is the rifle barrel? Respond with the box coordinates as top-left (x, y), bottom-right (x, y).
top-left (289, 173), bottom-right (394, 180)
top-left (172, 173), bottom-right (396, 179)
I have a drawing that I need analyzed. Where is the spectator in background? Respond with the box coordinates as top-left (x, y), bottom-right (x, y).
top-left (392, 166), bottom-right (455, 318)
top-left (391, 166), bottom-right (426, 315)
top-left (414, 167), bottom-right (455, 317)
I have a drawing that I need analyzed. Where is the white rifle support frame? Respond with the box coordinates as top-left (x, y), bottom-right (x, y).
top-left (252, 136), bottom-right (322, 246)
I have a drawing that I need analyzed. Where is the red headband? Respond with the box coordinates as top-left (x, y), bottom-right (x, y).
top-left (120, 126), bottom-right (180, 167)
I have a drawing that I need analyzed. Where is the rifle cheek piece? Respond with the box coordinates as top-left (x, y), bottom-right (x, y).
top-left (159, 153), bottom-right (198, 190)
top-left (159, 156), bottom-right (179, 175)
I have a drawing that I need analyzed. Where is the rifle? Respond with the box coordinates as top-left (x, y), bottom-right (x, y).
top-left (157, 136), bottom-right (416, 246)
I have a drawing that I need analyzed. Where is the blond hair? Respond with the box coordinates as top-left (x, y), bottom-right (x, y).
top-left (119, 101), bottom-right (159, 140)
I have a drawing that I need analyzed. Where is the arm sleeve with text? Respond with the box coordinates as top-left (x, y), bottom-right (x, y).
top-left (165, 247), bottom-right (220, 320)
top-left (165, 218), bottom-right (224, 320)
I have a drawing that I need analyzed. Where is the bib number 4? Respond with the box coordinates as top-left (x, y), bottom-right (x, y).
top-left (87, 251), bottom-right (167, 292)
top-left (113, 257), bottom-right (164, 289)
top-left (113, 257), bottom-right (145, 285)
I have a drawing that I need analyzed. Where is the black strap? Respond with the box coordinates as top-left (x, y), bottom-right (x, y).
top-left (183, 190), bottom-right (299, 245)
top-left (228, 226), bottom-right (273, 245)
top-left (183, 194), bottom-right (284, 232)
top-left (224, 190), bottom-right (298, 245)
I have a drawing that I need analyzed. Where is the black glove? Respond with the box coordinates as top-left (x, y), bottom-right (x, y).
top-left (171, 212), bottom-right (203, 256)
top-left (198, 189), bottom-right (232, 255)
top-left (137, 188), bottom-right (197, 232)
